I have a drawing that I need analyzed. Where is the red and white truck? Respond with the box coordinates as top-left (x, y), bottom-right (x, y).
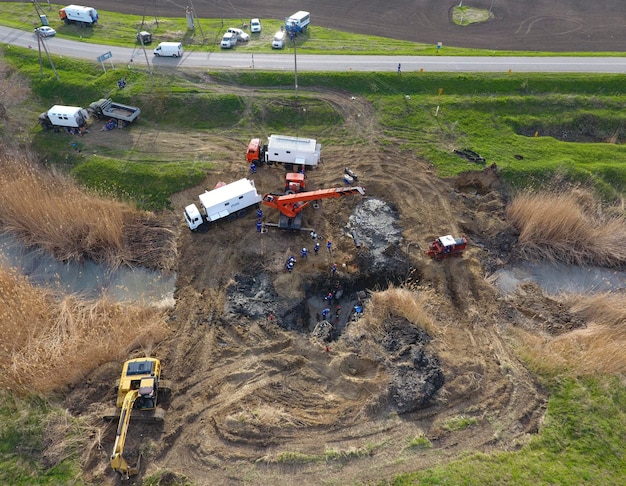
top-left (246, 134), bottom-right (321, 170)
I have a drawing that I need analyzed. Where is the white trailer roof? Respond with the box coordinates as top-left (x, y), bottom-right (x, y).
top-left (48, 105), bottom-right (84, 116)
top-left (439, 235), bottom-right (456, 247)
top-left (198, 178), bottom-right (258, 209)
top-left (268, 134), bottom-right (317, 152)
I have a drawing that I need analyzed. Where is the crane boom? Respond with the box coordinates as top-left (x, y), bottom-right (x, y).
top-left (262, 186), bottom-right (365, 218)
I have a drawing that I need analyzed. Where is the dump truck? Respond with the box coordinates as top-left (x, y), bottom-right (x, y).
top-left (427, 235), bottom-right (468, 260)
top-left (58, 5), bottom-right (99, 26)
top-left (262, 186), bottom-right (365, 230)
top-left (184, 178), bottom-right (262, 232)
top-left (103, 358), bottom-right (170, 479)
top-left (38, 105), bottom-right (89, 130)
top-left (88, 98), bottom-right (141, 126)
top-left (246, 135), bottom-right (321, 169)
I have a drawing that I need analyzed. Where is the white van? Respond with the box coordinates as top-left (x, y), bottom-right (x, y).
top-left (250, 18), bottom-right (261, 33)
top-left (272, 31), bottom-right (286, 49)
top-left (221, 32), bottom-right (238, 49)
top-left (153, 42), bottom-right (182, 57)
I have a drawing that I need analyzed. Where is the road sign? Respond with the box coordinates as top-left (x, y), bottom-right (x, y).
top-left (97, 51), bottom-right (114, 73)
top-left (97, 51), bottom-right (112, 63)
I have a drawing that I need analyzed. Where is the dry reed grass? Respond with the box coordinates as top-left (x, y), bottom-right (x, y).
top-left (507, 190), bottom-right (626, 267)
top-left (0, 153), bottom-right (177, 270)
top-left (347, 286), bottom-right (439, 340)
top-left (0, 267), bottom-right (171, 395)
top-left (515, 292), bottom-right (626, 376)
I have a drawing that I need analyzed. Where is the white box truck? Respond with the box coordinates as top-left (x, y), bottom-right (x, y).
top-left (58, 5), bottom-right (98, 26)
top-left (184, 179), bottom-right (262, 232)
top-left (153, 42), bottom-right (183, 57)
top-left (246, 135), bottom-right (321, 169)
top-left (38, 105), bottom-right (89, 130)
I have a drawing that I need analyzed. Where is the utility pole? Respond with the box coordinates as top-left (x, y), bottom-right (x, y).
top-left (188, 0), bottom-right (205, 42)
top-left (293, 36), bottom-right (298, 100)
top-left (39, 35), bottom-right (59, 80)
top-left (138, 33), bottom-right (153, 80)
top-left (37, 33), bottom-right (43, 76)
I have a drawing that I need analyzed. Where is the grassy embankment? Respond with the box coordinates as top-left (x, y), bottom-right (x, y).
top-left (0, 7), bottom-right (625, 485)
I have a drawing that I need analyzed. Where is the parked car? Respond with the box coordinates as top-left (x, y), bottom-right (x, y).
top-left (250, 18), bottom-right (262, 33)
top-left (34, 26), bottom-right (56, 37)
top-left (220, 32), bottom-right (238, 49)
top-left (272, 31), bottom-right (286, 49)
top-left (227, 27), bottom-right (249, 42)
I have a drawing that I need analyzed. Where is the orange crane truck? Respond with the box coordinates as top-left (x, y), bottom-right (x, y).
top-left (262, 186), bottom-right (365, 230)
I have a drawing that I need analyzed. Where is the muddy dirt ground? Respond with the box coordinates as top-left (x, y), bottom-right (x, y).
top-left (72, 0), bottom-right (626, 52)
top-left (57, 83), bottom-right (591, 485)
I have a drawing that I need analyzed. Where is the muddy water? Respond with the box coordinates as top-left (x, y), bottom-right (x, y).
top-left (0, 232), bottom-right (176, 306)
top-left (490, 261), bottom-right (626, 295)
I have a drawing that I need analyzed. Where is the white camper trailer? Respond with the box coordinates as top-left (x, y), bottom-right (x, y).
top-left (39, 105), bottom-right (89, 130)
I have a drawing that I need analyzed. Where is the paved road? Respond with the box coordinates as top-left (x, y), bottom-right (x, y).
top-left (2, 26), bottom-right (626, 74)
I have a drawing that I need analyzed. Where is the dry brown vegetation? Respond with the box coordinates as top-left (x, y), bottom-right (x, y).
top-left (0, 267), bottom-right (171, 395)
top-left (515, 292), bottom-right (626, 376)
top-left (347, 286), bottom-right (439, 338)
top-left (507, 190), bottom-right (626, 267)
top-left (0, 152), bottom-right (177, 270)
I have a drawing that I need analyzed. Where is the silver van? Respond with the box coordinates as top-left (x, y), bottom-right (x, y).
top-left (272, 31), bottom-right (286, 49)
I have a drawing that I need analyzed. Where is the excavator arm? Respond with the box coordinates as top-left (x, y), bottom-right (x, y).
top-left (262, 186), bottom-right (365, 218)
top-left (110, 389), bottom-right (140, 478)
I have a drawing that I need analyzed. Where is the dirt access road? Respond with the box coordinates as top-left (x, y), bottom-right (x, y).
top-left (62, 83), bottom-right (568, 485)
top-left (70, 0), bottom-right (626, 52)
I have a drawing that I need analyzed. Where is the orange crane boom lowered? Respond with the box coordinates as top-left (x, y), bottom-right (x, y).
top-left (262, 186), bottom-right (365, 229)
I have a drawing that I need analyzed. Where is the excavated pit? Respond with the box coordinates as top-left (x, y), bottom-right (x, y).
top-left (223, 198), bottom-right (444, 413)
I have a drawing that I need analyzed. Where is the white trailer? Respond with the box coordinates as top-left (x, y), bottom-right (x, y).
top-left (59, 5), bottom-right (99, 26)
top-left (39, 105), bottom-right (89, 130)
top-left (184, 178), bottom-right (262, 232)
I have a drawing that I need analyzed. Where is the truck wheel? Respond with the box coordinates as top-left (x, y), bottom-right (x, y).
top-left (172, 54), bottom-right (178, 58)
top-left (227, 213), bottom-right (238, 222)
top-left (154, 53), bottom-right (160, 57)
top-left (237, 209), bottom-right (247, 218)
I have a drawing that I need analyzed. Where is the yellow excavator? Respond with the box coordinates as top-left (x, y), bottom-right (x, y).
top-left (103, 357), bottom-right (170, 479)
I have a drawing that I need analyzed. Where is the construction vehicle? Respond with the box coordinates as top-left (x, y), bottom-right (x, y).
top-left (262, 186), bottom-right (365, 230)
top-left (88, 98), bottom-right (141, 126)
top-left (427, 235), bottom-right (468, 260)
top-left (58, 5), bottom-right (99, 27)
top-left (38, 105), bottom-right (89, 130)
top-left (184, 178), bottom-right (262, 232)
top-left (246, 135), bottom-right (321, 169)
top-left (104, 358), bottom-right (169, 479)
